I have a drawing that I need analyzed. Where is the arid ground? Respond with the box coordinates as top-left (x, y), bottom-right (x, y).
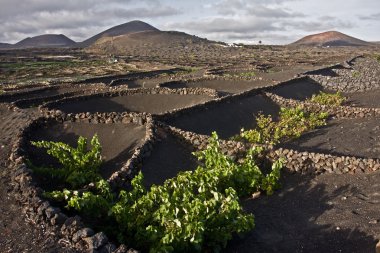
top-left (1, 42), bottom-right (380, 253)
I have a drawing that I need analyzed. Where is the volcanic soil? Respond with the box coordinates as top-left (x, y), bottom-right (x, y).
top-left (1, 43), bottom-right (380, 253)
top-left (225, 171), bottom-right (380, 253)
top-left (51, 93), bottom-right (212, 114)
top-left (281, 117), bottom-right (380, 159)
top-left (165, 93), bottom-right (280, 139)
top-left (26, 121), bottom-right (146, 179)
top-left (0, 104), bottom-right (74, 252)
top-left (345, 89), bottom-right (380, 108)
top-left (269, 77), bottom-right (327, 101)
top-left (140, 129), bottom-right (198, 187)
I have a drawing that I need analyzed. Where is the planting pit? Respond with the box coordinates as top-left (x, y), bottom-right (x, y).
top-left (269, 77), bottom-right (328, 101)
top-left (281, 117), bottom-right (380, 158)
top-left (160, 79), bottom-right (270, 95)
top-left (0, 87), bottom-right (61, 103)
top-left (345, 89), bottom-right (380, 108)
top-left (77, 68), bottom-right (181, 85)
top-left (0, 84), bottom-right (105, 107)
top-left (50, 93), bottom-right (212, 114)
top-left (141, 129), bottom-right (198, 187)
top-left (25, 121), bottom-right (146, 180)
top-left (165, 94), bottom-right (280, 139)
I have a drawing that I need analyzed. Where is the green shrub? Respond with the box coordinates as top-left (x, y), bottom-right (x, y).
top-left (112, 132), bottom-right (282, 252)
top-left (310, 91), bottom-right (346, 106)
top-left (44, 179), bottom-right (113, 218)
top-left (181, 66), bottom-right (198, 73)
top-left (31, 135), bottom-right (102, 188)
top-left (352, 71), bottom-right (360, 78)
top-left (238, 107), bottom-right (328, 145)
top-left (373, 54), bottom-right (380, 63)
top-left (239, 71), bottom-right (256, 78)
top-left (43, 132), bottom-right (283, 252)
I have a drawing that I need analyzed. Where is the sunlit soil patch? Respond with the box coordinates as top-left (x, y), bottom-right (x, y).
top-left (281, 117), bottom-right (380, 158)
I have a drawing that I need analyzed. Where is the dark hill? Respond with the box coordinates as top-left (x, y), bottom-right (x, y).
top-left (87, 30), bottom-right (215, 54)
top-left (291, 31), bottom-right (372, 47)
top-left (0, 43), bottom-right (11, 49)
top-left (79, 20), bottom-right (159, 47)
top-left (14, 34), bottom-right (76, 48)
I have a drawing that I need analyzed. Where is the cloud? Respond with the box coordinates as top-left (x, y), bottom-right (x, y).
top-left (164, 0), bottom-right (304, 43)
top-left (359, 13), bottom-right (380, 20)
top-left (166, 0), bottom-right (353, 44)
top-left (173, 17), bottom-right (280, 34)
top-left (0, 0), bottom-right (181, 43)
top-left (0, 0), bottom-right (378, 44)
top-left (96, 6), bottom-right (181, 20)
top-left (283, 17), bottom-right (354, 32)
top-left (210, 0), bottom-right (303, 17)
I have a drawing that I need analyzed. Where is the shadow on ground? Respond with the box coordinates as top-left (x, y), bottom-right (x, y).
top-left (270, 77), bottom-right (325, 101)
top-left (141, 129), bottom-right (198, 188)
top-left (224, 171), bottom-right (378, 253)
top-left (165, 94), bottom-right (280, 139)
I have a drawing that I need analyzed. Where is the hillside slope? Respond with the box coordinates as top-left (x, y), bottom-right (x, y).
top-left (292, 31), bottom-right (372, 47)
top-left (0, 43), bottom-right (11, 49)
top-left (87, 30), bottom-right (215, 54)
top-left (14, 34), bottom-right (76, 48)
top-left (79, 20), bottom-right (159, 47)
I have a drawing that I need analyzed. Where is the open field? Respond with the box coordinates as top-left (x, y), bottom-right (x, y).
top-left (1, 44), bottom-right (380, 253)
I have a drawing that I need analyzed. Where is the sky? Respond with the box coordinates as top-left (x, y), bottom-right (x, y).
top-left (0, 0), bottom-right (379, 45)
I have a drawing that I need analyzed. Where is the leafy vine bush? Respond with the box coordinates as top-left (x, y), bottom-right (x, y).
top-left (310, 91), bottom-right (346, 106)
top-left (351, 70), bottom-right (360, 78)
top-left (237, 107), bottom-right (328, 145)
top-left (40, 133), bottom-right (283, 252)
top-left (239, 71), bottom-right (256, 78)
top-left (31, 135), bottom-right (102, 188)
top-left (374, 54), bottom-right (380, 63)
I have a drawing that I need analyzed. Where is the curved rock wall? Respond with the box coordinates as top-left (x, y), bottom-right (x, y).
top-left (307, 57), bottom-right (380, 92)
top-left (7, 55), bottom-right (380, 253)
top-left (265, 92), bottom-right (380, 118)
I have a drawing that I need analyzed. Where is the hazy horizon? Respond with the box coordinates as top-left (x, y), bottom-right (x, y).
top-left (1, 0), bottom-right (379, 45)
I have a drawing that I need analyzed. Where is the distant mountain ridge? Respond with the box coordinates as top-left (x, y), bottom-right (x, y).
top-left (291, 31), bottom-right (372, 47)
top-left (78, 20), bottom-right (159, 47)
top-left (14, 34), bottom-right (76, 48)
top-left (0, 20), bottom-right (160, 49)
top-left (3, 22), bottom-right (376, 49)
top-left (0, 43), bottom-right (11, 49)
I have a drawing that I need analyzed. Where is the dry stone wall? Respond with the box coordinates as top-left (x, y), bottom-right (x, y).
top-left (9, 117), bottom-right (135, 252)
top-left (307, 57), bottom-right (380, 92)
top-left (265, 92), bottom-right (380, 119)
top-left (40, 87), bottom-right (218, 114)
top-left (159, 123), bottom-right (380, 175)
top-left (7, 55), bottom-right (380, 253)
